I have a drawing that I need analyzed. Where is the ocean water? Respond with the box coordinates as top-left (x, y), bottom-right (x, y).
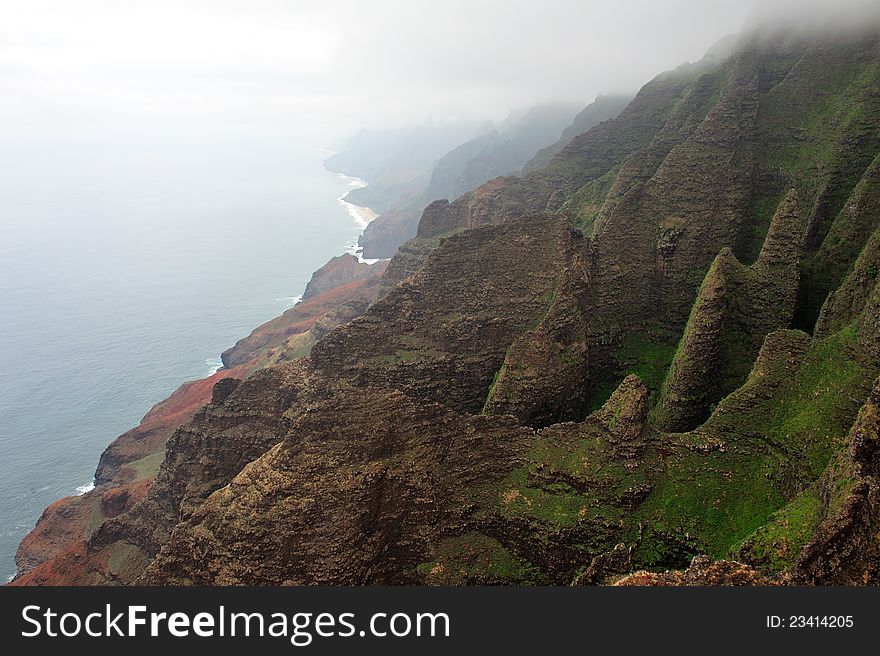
top-left (0, 133), bottom-right (370, 580)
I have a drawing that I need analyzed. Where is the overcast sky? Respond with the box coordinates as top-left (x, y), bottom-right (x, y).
top-left (0, 0), bottom-right (877, 144)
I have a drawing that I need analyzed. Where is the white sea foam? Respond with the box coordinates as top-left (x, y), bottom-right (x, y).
top-left (339, 199), bottom-right (377, 230)
top-left (337, 198), bottom-right (377, 233)
top-left (75, 480), bottom-right (95, 496)
top-left (334, 172), bottom-right (368, 189)
top-left (345, 240), bottom-right (384, 265)
top-left (205, 357), bottom-right (223, 375)
top-left (330, 173), bottom-right (390, 264)
top-left (330, 172), bottom-right (378, 231)
top-left (275, 294), bottom-right (303, 309)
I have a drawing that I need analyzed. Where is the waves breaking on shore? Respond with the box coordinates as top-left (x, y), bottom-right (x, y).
top-left (197, 168), bottom-right (381, 381)
top-left (335, 173), bottom-right (379, 230)
top-left (332, 172), bottom-right (384, 264)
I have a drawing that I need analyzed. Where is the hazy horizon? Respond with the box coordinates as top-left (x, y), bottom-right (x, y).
top-left (3, 0), bottom-right (878, 150)
top-left (1, 0), bottom-right (879, 597)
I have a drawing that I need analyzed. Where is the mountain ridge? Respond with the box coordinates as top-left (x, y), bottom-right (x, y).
top-left (12, 23), bottom-right (880, 586)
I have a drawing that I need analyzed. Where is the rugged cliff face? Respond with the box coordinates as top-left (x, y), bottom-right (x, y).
top-left (15, 24), bottom-right (880, 586)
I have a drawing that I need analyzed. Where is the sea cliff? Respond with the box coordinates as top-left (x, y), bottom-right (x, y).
top-left (14, 23), bottom-right (880, 586)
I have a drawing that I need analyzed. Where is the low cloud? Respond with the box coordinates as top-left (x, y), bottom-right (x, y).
top-left (0, 0), bottom-right (874, 141)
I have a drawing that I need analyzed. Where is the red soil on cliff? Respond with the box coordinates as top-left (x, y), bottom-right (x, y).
top-left (11, 262), bottom-right (387, 585)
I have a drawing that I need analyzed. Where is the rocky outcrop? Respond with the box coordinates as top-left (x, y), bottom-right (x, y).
top-left (418, 374), bottom-right (659, 585)
top-left (651, 250), bottom-right (735, 431)
top-left (483, 238), bottom-right (591, 426)
top-left (95, 365), bottom-right (250, 486)
top-left (312, 214), bottom-right (574, 415)
top-left (816, 224), bottom-right (880, 337)
top-left (357, 207), bottom-right (425, 260)
top-left (140, 382), bottom-right (534, 585)
top-left (592, 374), bottom-right (650, 452)
top-left (89, 362), bottom-right (307, 569)
top-left (653, 190), bottom-right (805, 431)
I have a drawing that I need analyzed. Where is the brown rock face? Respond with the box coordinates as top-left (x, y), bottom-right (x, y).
top-left (140, 383), bottom-right (534, 585)
top-left (138, 368), bottom-right (661, 586)
top-left (89, 362), bottom-right (307, 564)
top-left (482, 239), bottom-right (591, 426)
top-left (358, 207), bottom-right (424, 260)
top-left (15, 27), bottom-right (880, 587)
top-left (13, 479), bottom-right (152, 584)
top-left (312, 214), bottom-right (575, 415)
top-left (592, 375), bottom-right (649, 450)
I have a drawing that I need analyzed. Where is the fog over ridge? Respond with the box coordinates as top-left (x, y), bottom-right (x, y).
top-left (1, 0), bottom-right (875, 144)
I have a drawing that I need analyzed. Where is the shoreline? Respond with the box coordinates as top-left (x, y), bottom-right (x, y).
top-left (8, 149), bottom-right (393, 584)
top-left (335, 173), bottom-right (379, 229)
top-left (201, 163), bottom-right (384, 380)
top-left (330, 171), bottom-right (384, 264)
top-left (59, 162), bottom-right (383, 499)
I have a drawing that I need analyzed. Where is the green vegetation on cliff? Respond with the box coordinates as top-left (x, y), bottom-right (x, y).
top-left (19, 25), bottom-right (880, 587)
